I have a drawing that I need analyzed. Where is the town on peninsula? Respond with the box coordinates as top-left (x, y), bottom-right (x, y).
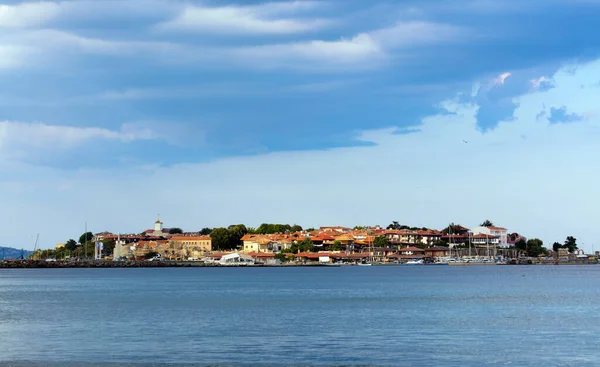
top-left (0, 216), bottom-right (592, 268)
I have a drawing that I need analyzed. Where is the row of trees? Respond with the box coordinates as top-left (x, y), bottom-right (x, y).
top-left (387, 221), bottom-right (429, 231)
top-left (388, 219), bottom-right (495, 233)
top-left (552, 236), bottom-right (578, 253)
top-left (514, 238), bottom-right (546, 257)
top-left (30, 231), bottom-right (117, 260)
top-left (514, 236), bottom-right (578, 257)
top-left (254, 223), bottom-right (303, 234)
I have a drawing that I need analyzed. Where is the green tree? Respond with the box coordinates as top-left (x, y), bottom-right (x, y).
top-left (287, 237), bottom-right (314, 253)
top-left (255, 223), bottom-right (292, 234)
top-left (354, 226), bottom-right (365, 230)
top-left (480, 220), bottom-right (494, 227)
top-left (387, 221), bottom-right (409, 230)
top-left (79, 232), bottom-right (94, 245)
top-left (526, 238), bottom-right (547, 257)
top-left (210, 228), bottom-right (234, 251)
top-left (78, 232), bottom-right (94, 258)
top-left (290, 224), bottom-right (303, 232)
top-left (564, 236), bottom-right (578, 253)
top-left (64, 239), bottom-right (77, 251)
top-left (442, 224), bottom-right (464, 234)
top-left (274, 252), bottom-right (288, 263)
top-left (169, 228), bottom-right (183, 234)
top-left (515, 239), bottom-right (527, 252)
top-left (333, 240), bottom-right (342, 251)
top-left (199, 228), bottom-right (212, 235)
top-left (228, 224), bottom-right (248, 248)
top-left (102, 239), bottom-right (116, 257)
top-left (305, 228), bottom-right (315, 233)
top-left (552, 242), bottom-right (563, 252)
top-left (374, 235), bottom-right (389, 248)
top-left (298, 237), bottom-right (315, 252)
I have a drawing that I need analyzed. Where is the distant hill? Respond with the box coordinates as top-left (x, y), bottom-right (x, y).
top-left (0, 247), bottom-right (32, 260)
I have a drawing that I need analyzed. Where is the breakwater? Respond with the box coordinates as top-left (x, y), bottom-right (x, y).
top-left (0, 260), bottom-right (338, 269)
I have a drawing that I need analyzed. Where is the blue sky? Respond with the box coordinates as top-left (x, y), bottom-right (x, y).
top-left (1, 0), bottom-right (600, 251)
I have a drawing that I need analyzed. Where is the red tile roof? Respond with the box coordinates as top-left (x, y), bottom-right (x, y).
top-left (399, 246), bottom-right (425, 253)
top-left (247, 252), bottom-right (275, 258)
top-left (170, 235), bottom-right (211, 241)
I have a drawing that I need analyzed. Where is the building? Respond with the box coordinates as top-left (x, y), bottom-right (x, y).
top-left (471, 226), bottom-right (508, 247)
top-left (169, 235), bottom-right (212, 259)
top-left (385, 229), bottom-right (442, 247)
top-left (143, 216), bottom-right (170, 237)
top-left (424, 246), bottom-right (450, 258)
top-left (507, 233), bottom-right (527, 246)
top-left (241, 234), bottom-right (276, 253)
top-left (319, 226), bottom-right (351, 233)
top-left (470, 234), bottom-right (500, 247)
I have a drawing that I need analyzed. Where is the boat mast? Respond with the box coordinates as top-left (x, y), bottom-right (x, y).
top-left (468, 231), bottom-right (471, 258)
top-left (85, 221), bottom-right (88, 259)
top-left (33, 234), bottom-right (39, 260)
top-left (449, 224), bottom-right (453, 260)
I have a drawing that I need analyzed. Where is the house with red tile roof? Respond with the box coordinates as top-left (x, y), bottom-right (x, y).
top-left (424, 246), bottom-right (450, 259)
top-left (242, 234), bottom-right (276, 253)
top-left (319, 226), bottom-right (351, 233)
top-left (470, 234), bottom-right (500, 246)
top-left (471, 225), bottom-right (508, 247)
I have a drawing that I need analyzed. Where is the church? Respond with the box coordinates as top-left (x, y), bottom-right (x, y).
top-left (144, 216), bottom-right (170, 237)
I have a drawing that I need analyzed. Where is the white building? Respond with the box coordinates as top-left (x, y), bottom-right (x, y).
top-left (471, 226), bottom-right (508, 247)
top-left (219, 253), bottom-right (255, 265)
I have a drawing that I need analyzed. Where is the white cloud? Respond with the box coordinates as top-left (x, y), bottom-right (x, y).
top-left (0, 1), bottom-right (61, 28)
top-left (370, 21), bottom-right (463, 47)
top-left (99, 79), bottom-right (358, 100)
top-left (157, 1), bottom-right (330, 35)
top-left (225, 21), bottom-right (463, 70)
top-left (529, 76), bottom-right (554, 90)
top-left (229, 33), bottom-right (384, 70)
top-left (6, 29), bottom-right (182, 55)
top-left (0, 121), bottom-right (160, 162)
top-left (0, 29), bottom-right (189, 70)
top-left (3, 57), bottom-right (600, 252)
top-left (0, 6), bottom-right (464, 72)
top-left (494, 72), bottom-right (511, 85)
top-left (0, 0), bottom-right (179, 29)
top-left (0, 45), bottom-right (33, 69)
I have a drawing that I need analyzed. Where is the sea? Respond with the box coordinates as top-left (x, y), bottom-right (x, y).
top-left (1, 265), bottom-right (599, 366)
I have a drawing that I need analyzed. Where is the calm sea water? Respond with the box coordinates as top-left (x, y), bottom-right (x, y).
top-left (1, 265), bottom-right (599, 366)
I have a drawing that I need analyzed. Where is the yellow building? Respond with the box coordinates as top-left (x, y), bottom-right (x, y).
top-left (55, 243), bottom-right (65, 249)
top-left (241, 234), bottom-right (274, 253)
top-left (169, 235), bottom-right (212, 258)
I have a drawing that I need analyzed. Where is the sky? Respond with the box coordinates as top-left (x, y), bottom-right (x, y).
top-left (1, 0), bottom-right (600, 252)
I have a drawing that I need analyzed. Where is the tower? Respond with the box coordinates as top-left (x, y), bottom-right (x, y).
top-left (154, 215), bottom-right (163, 232)
top-left (154, 215), bottom-right (163, 235)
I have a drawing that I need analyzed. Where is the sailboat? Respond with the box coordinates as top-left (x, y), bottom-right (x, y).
top-left (357, 230), bottom-right (373, 266)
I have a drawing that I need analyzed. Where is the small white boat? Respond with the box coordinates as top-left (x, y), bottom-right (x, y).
top-left (405, 259), bottom-right (424, 265)
top-left (357, 262), bottom-right (372, 266)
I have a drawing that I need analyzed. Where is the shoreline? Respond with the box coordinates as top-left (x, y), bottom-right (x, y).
top-left (0, 259), bottom-right (596, 268)
top-left (0, 260), bottom-right (341, 269)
